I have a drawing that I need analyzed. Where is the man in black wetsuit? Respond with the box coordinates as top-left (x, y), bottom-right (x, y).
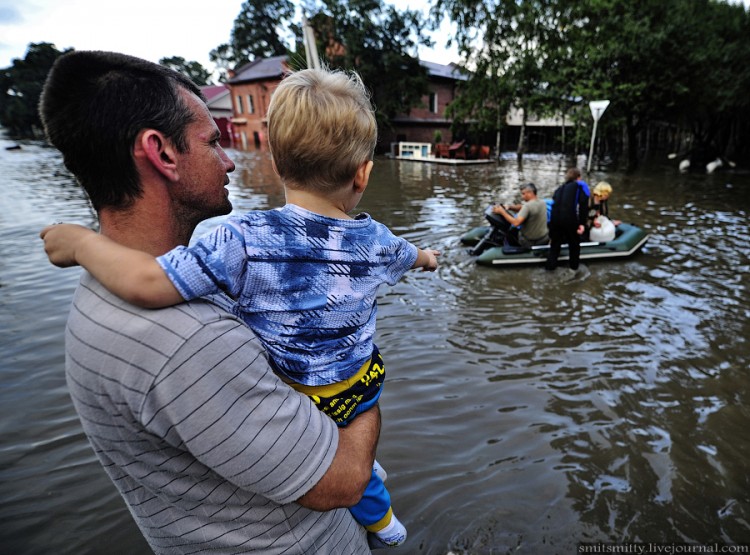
top-left (545, 167), bottom-right (589, 273)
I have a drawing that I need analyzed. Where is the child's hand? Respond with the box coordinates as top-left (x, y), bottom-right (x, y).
top-left (422, 249), bottom-right (440, 271)
top-left (39, 223), bottom-right (96, 267)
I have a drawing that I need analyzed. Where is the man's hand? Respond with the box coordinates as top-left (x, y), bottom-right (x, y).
top-left (39, 223), bottom-right (96, 267)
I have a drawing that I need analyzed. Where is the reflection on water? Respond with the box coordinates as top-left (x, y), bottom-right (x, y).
top-left (1, 138), bottom-right (749, 554)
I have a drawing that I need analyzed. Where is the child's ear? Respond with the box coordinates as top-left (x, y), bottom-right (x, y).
top-left (353, 160), bottom-right (374, 193)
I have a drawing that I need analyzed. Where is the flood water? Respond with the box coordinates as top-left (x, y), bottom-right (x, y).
top-left (1, 137), bottom-right (749, 554)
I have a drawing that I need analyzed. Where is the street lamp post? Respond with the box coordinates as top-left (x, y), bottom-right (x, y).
top-left (302, 15), bottom-right (320, 70)
top-left (587, 100), bottom-right (610, 173)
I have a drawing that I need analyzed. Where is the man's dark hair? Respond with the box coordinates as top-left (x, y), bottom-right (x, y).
top-left (520, 182), bottom-right (537, 195)
top-left (564, 167), bottom-right (581, 182)
top-left (39, 50), bottom-right (204, 210)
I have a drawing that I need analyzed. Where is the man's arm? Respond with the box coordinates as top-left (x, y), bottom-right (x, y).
top-left (297, 405), bottom-right (381, 510)
top-left (40, 223), bottom-right (182, 307)
top-left (492, 205), bottom-right (525, 227)
top-left (145, 305), bottom-right (377, 511)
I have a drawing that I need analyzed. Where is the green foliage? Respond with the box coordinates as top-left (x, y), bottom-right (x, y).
top-left (213, 0), bottom-right (431, 132)
top-left (673, 1), bottom-right (750, 158)
top-left (435, 0), bottom-right (576, 150)
top-left (0, 43), bottom-right (69, 138)
top-left (564, 0), bottom-right (750, 165)
top-left (210, 0), bottom-right (297, 71)
top-left (159, 56), bottom-right (213, 86)
top-left (308, 0), bottom-right (433, 127)
top-left (436, 0), bottom-right (750, 165)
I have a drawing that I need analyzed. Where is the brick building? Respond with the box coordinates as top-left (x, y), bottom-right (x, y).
top-left (379, 60), bottom-right (466, 149)
top-left (227, 55), bottom-right (288, 149)
top-left (226, 56), bottom-right (465, 153)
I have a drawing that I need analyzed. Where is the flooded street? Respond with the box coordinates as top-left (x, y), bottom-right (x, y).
top-left (1, 139), bottom-right (749, 554)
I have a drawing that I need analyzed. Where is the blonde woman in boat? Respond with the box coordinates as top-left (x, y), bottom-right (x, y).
top-left (586, 181), bottom-right (622, 241)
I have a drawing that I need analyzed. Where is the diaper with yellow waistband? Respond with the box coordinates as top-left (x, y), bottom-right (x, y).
top-left (290, 346), bottom-right (385, 426)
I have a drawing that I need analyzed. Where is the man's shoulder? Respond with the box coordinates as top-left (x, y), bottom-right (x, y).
top-left (529, 198), bottom-right (547, 209)
top-left (70, 273), bottom-right (243, 345)
top-left (66, 273), bottom-right (267, 411)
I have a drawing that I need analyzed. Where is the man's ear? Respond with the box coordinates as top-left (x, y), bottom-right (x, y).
top-left (135, 129), bottom-right (180, 182)
top-left (353, 160), bottom-right (374, 193)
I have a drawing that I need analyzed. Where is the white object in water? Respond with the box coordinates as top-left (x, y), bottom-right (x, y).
top-left (590, 216), bottom-right (616, 243)
top-left (706, 158), bottom-right (723, 173)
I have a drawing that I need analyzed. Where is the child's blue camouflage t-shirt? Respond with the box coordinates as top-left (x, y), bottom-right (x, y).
top-left (157, 204), bottom-right (418, 386)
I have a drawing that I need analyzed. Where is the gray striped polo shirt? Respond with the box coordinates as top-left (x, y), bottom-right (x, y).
top-left (65, 273), bottom-right (370, 554)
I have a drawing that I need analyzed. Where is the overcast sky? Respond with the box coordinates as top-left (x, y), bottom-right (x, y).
top-left (4, 0), bottom-right (747, 74)
top-left (0, 0), bottom-right (458, 72)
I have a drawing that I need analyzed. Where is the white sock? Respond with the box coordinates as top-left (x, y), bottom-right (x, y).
top-left (373, 460), bottom-right (387, 482)
top-left (376, 517), bottom-right (398, 537)
top-left (374, 514), bottom-right (406, 544)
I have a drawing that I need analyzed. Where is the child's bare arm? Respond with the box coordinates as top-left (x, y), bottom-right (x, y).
top-left (413, 248), bottom-right (440, 272)
top-left (40, 223), bottom-right (91, 268)
top-left (40, 223), bottom-right (183, 308)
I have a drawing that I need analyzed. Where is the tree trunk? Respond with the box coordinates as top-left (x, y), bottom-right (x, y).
top-left (496, 108), bottom-right (502, 156)
top-left (517, 107), bottom-right (527, 163)
top-left (626, 113), bottom-right (639, 171)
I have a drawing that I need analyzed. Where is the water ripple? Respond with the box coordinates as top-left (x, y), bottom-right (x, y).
top-left (3, 144), bottom-right (750, 553)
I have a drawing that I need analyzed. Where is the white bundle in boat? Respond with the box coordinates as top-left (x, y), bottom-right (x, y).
top-left (590, 215), bottom-right (616, 242)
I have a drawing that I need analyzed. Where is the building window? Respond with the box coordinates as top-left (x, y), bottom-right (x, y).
top-left (236, 95), bottom-right (244, 114)
top-left (429, 92), bottom-right (438, 114)
top-left (247, 95), bottom-right (255, 114)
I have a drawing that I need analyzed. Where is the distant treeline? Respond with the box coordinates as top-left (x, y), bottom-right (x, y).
top-left (437, 0), bottom-right (750, 168)
top-left (3, 0), bottom-right (749, 170)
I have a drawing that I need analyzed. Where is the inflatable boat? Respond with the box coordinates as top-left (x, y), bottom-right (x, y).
top-left (461, 206), bottom-right (650, 267)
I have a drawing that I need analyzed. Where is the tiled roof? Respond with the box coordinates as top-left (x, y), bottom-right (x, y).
top-left (421, 60), bottom-right (467, 81)
top-left (227, 55), bottom-right (466, 84)
top-left (200, 84), bottom-right (229, 101)
top-left (229, 55), bottom-right (288, 84)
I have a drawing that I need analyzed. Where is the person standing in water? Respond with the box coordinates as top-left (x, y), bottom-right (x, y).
top-left (545, 167), bottom-right (589, 273)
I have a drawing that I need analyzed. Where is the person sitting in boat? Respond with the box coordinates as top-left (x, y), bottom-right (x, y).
top-left (491, 182), bottom-right (549, 247)
top-left (585, 181), bottom-right (622, 241)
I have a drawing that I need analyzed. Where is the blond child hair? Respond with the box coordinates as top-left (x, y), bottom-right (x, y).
top-left (268, 68), bottom-right (377, 193)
